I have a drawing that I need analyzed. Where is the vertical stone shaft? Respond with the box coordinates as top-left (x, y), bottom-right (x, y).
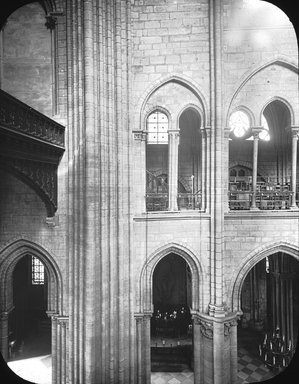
top-left (200, 128), bottom-right (206, 211)
top-left (251, 128), bottom-right (262, 210)
top-left (193, 319), bottom-right (201, 383)
top-left (168, 130), bottom-right (180, 211)
top-left (0, 312), bottom-right (8, 361)
top-left (230, 323), bottom-right (238, 384)
top-left (51, 316), bottom-right (57, 384)
top-left (209, 0), bottom-right (224, 315)
top-left (291, 128), bottom-right (299, 208)
top-left (223, 128), bottom-right (230, 213)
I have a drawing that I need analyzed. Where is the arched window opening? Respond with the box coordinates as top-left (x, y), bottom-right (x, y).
top-left (228, 101), bottom-right (294, 211)
top-left (151, 253), bottom-right (193, 373)
top-left (229, 110), bottom-right (250, 138)
top-left (146, 110), bottom-right (169, 211)
top-left (178, 108), bottom-right (202, 210)
top-left (239, 253), bottom-right (299, 379)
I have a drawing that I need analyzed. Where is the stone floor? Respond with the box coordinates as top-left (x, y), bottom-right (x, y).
top-left (4, 330), bottom-right (282, 384)
top-left (151, 329), bottom-right (276, 384)
top-left (7, 354), bottom-right (52, 384)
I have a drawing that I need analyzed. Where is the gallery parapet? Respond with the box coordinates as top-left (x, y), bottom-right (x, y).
top-left (0, 89), bottom-right (65, 148)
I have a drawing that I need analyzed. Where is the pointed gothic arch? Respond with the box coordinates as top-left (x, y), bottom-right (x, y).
top-left (139, 242), bottom-right (203, 314)
top-left (136, 74), bottom-right (209, 130)
top-left (0, 238), bottom-right (63, 360)
top-left (226, 58), bottom-right (299, 126)
top-left (230, 241), bottom-right (299, 313)
top-left (0, 238), bottom-right (62, 314)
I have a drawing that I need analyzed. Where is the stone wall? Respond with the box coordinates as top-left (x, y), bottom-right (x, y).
top-left (131, 0), bottom-right (210, 126)
top-left (0, 170), bottom-right (67, 306)
top-left (0, 3), bottom-right (52, 117)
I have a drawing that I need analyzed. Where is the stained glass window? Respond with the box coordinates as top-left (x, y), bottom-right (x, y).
top-left (147, 111), bottom-right (168, 144)
top-left (229, 110), bottom-right (250, 138)
top-left (32, 256), bottom-right (45, 285)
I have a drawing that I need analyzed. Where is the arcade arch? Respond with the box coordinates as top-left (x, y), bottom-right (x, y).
top-left (0, 239), bottom-right (62, 363)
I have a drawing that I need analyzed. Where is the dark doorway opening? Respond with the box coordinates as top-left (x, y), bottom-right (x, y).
top-left (151, 253), bottom-right (193, 372)
top-left (238, 253), bottom-right (299, 381)
top-left (8, 255), bottom-right (51, 361)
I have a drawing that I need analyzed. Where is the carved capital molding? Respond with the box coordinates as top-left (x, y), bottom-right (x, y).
top-left (57, 316), bottom-right (69, 328)
top-left (224, 319), bottom-right (238, 336)
top-left (251, 126), bottom-right (264, 140)
top-left (45, 15), bottom-right (57, 30)
top-left (0, 312), bottom-right (8, 321)
top-left (133, 131), bottom-right (147, 141)
top-left (290, 127), bottom-right (299, 139)
top-left (199, 319), bottom-right (213, 339)
top-left (224, 126), bottom-right (231, 139)
top-left (134, 312), bottom-right (152, 323)
top-left (200, 127), bottom-right (207, 139)
top-left (168, 129), bottom-right (180, 139)
top-left (205, 126), bottom-right (211, 138)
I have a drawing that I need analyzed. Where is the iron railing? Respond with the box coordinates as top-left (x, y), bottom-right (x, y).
top-left (229, 189), bottom-right (293, 210)
top-left (177, 192), bottom-right (201, 210)
top-left (146, 193), bottom-right (168, 211)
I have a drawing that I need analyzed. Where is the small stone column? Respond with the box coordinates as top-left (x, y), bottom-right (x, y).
top-left (223, 127), bottom-right (231, 213)
top-left (205, 127), bottom-right (211, 213)
top-left (192, 316), bottom-right (202, 383)
top-left (135, 313), bottom-right (152, 384)
top-left (250, 127), bottom-right (263, 210)
top-left (0, 312), bottom-right (9, 361)
top-left (135, 315), bottom-right (143, 384)
top-left (290, 127), bottom-right (299, 209)
top-left (50, 315), bottom-right (69, 384)
top-left (144, 314), bottom-right (152, 384)
top-left (133, 131), bottom-right (147, 212)
top-left (225, 319), bottom-right (238, 384)
top-left (200, 127), bottom-right (207, 211)
top-left (168, 130), bottom-right (180, 211)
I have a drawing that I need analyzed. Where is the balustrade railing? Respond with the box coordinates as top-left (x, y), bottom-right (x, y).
top-left (0, 89), bottom-right (65, 147)
top-left (229, 191), bottom-right (252, 210)
top-left (177, 192), bottom-right (201, 210)
top-left (146, 193), bottom-right (168, 211)
top-left (229, 181), bottom-right (294, 211)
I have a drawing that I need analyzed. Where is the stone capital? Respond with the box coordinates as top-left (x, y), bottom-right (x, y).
top-left (224, 126), bottom-right (231, 139)
top-left (0, 312), bottom-right (8, 321)
top-left (133, 131), bottom-right (147, 141)
top-left (205, 126), bottom-right (211, 138)
top-left (56, 316), bottom-right (69, 328)
top-left (45, 15), bottom-right (57, 30)
top-left (287, 126), bottom-right (299, 138)
top-left (224, 319), bottom-right (238, 336)
top-left (251, 126), bottom-right (264, 139)
top-left (168, 129), bottom-right (180, 138)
